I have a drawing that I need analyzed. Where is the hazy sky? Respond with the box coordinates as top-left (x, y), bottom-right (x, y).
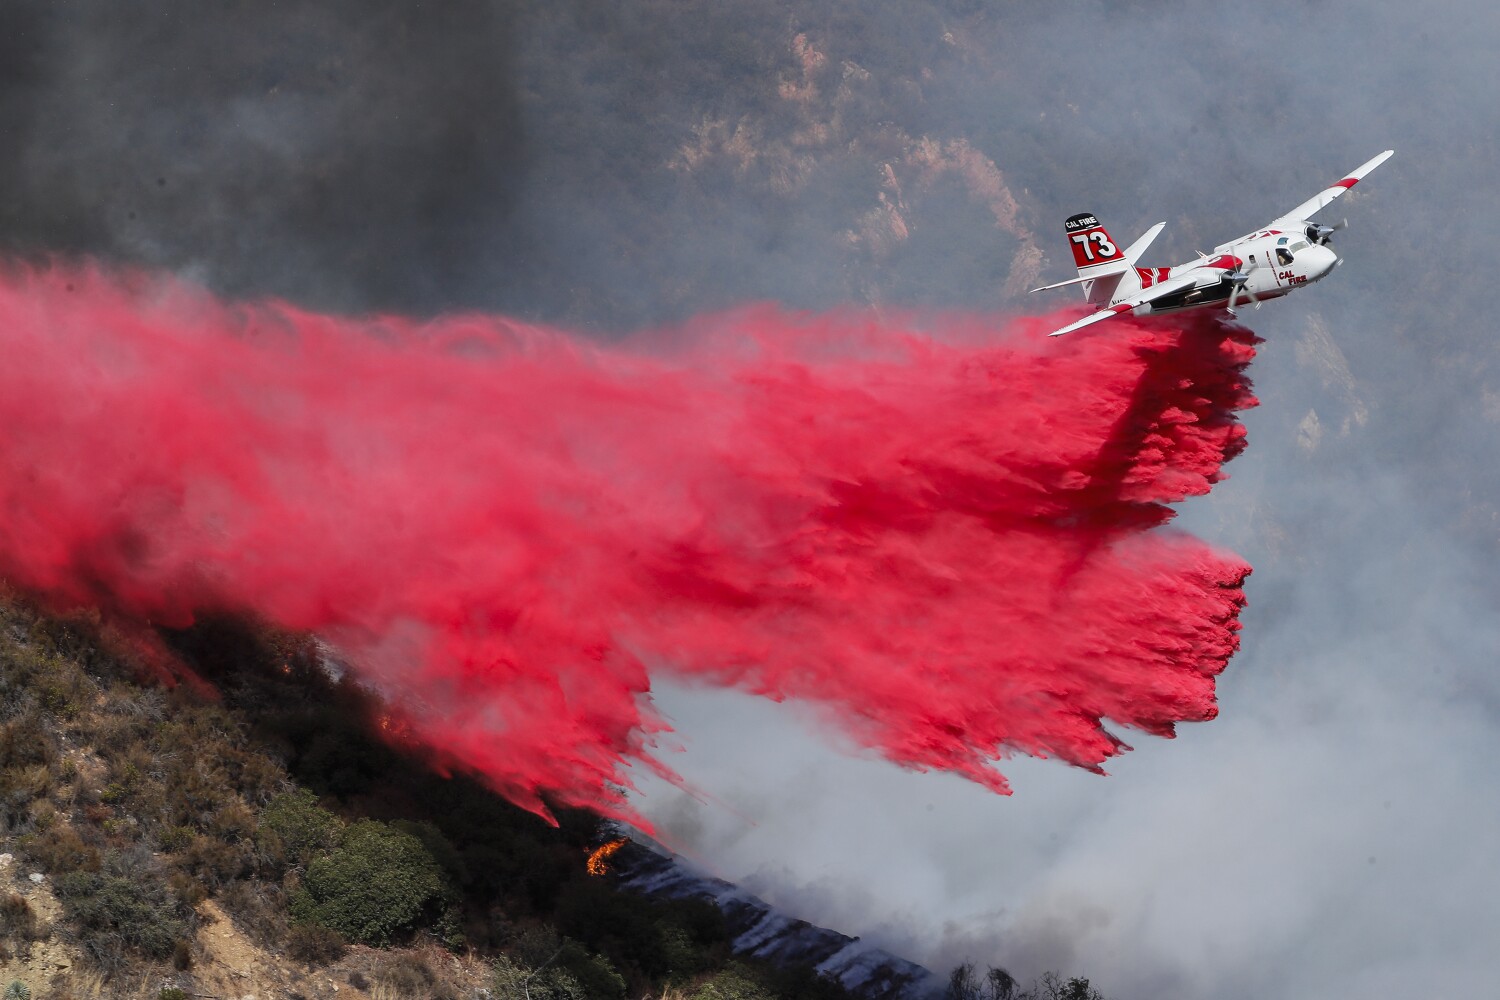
top-left (3, 3), bottom-right (1495, 999)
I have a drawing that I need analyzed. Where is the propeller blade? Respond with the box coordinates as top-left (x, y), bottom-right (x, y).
top-left (1226, 258), bottom-right (1258, 316)
top-left (1310, 217), bottom-right (1349, 245)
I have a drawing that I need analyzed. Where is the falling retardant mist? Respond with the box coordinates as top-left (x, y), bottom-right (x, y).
top-left (0, 264), bottom-right (1255, 822)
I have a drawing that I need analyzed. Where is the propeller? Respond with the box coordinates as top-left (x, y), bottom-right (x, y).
top-left (1307, 217), bottom-right (1348, 245)
top-left (1226, 258), bottom-right (1260, 316)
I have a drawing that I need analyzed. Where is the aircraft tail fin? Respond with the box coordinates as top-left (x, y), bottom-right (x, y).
top-left (1062, 214), bottom-right (1162, 305)
top-left (1066, 213), bottom-right (1127, 274)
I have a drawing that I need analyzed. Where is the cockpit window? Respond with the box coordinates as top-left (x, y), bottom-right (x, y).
top-left (1277, 236), bottom-right (1289, 245)
top-left (1290, 240), bottom-right (1309, 252)
top-left (1275, 247), bottom-right (1295, 266)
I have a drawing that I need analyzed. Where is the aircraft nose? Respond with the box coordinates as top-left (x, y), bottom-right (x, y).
top-left (1306, 243), bottom-right (1339, 280)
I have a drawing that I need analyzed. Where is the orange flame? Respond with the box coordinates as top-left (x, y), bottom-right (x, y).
top-left (587, 838), bottom-right (627, 876)
top-left (375, 713), bottom-right (413, 744)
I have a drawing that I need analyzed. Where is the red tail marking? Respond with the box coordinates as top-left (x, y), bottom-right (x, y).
top-left (1069, 226), bottom-right (1126, 270)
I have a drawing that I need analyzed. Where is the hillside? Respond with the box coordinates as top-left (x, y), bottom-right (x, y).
top-left (0, 596), bottom-right (1109, 1000)
top-left (0, 595), bottom-right (874, 1000)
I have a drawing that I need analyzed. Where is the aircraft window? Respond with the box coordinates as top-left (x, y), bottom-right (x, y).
top-left (1277, 236), bottom-right (1289, 245)
top-left (1290, 240), bottom-right (1309, 252)
top-left (1275, 247), bottom-right (1295, 266)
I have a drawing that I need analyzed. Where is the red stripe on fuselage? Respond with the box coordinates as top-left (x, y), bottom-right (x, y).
top-left (1135, 266), bottom-right (1172, 288)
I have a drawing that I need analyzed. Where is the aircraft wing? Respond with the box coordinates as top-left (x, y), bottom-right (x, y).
top-left (1270, 149), bottom-right (1394, 226)
top-left (1047, 270), bottom-right (1206, 337)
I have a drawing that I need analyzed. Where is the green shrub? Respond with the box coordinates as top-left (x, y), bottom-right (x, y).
top-left (289, 819), bottom-right (447, 946)
top-left (100, 817), bottom-right (144, 842)
top-left (657, 923), bottom-right (707, 977)
top-left (5, 980), bottom-right (32, 1000)
top-left (391, 819), bottom-right (466, 886)
top-left (261, 788), bottom-right (342, 866)
top-left (498, 926), bottom-right (624, 1000)
top-left (157, 825), bottom-right (196, 853)
top-left (554, 877), bottom-right (725, 979)
top-left (492, 954), bottom-right (587, 1000)
top-left (556, 941), bottom-right (626, 1000)
top-left (692, 967), bottom-right (777, 1000)
top-left (34, 662), bottom-right (92, 719)
top-left (662, 896), bottom-right (729, 948)
top-left (491, 955), bottom-right (528, 1000)
top-left (23, 799), bottom-right (55, 832)
top-left (53, 856), bottom-right (186, 968)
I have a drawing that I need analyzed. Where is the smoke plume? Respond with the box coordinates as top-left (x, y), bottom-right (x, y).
top-left (0, 263), bottom-right (1253, 822)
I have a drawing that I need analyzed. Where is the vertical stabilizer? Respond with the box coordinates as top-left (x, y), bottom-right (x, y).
top-left (1064, 213), bottom-right (1144, 305)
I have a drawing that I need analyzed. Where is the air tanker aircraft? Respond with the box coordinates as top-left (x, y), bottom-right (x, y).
top-left (1034, 150), bottom-right (1393, 337)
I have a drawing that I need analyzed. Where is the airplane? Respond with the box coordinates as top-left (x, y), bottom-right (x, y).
top-left (1033, 150), bottom-right (1393, 337)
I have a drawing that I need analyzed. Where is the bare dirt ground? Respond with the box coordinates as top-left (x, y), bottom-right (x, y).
top-left (1, 859), bottom-right (80, 988)
top-left (2, 861), bottom-right (490, 1000)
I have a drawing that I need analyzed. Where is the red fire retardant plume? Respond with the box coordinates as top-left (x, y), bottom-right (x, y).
top-left (0, 264), bottom-right (1255, 822)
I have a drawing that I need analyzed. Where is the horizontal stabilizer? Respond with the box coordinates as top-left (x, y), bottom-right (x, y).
top-left (1046, 268), bottom-right (1206, 337)
top-left (1048, 305), bottom-right (1132, 337)
top-left (1030, 267), bottom-right (1126, 294)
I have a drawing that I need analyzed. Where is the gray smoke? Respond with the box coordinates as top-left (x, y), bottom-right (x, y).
top-left (0, 2), bottom-right (533, 313)
top-left (4, 3), bottom-right (1497, 998)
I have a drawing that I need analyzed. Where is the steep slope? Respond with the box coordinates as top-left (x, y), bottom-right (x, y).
top-left (0, 598), bottom-right (907, 1000)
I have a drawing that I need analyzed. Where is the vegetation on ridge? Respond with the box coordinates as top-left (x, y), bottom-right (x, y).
top-left (0, 595), bottom-right (858, 999)
top-left (1, 594), bottom-right (1110, 1000)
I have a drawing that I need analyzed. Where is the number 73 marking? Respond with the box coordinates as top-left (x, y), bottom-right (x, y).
top-left (1071, 231), bottom-right (1118, 261)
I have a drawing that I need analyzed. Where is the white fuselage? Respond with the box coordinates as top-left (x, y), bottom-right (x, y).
top-left (1113, 225), bottom-right (1339, 315)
